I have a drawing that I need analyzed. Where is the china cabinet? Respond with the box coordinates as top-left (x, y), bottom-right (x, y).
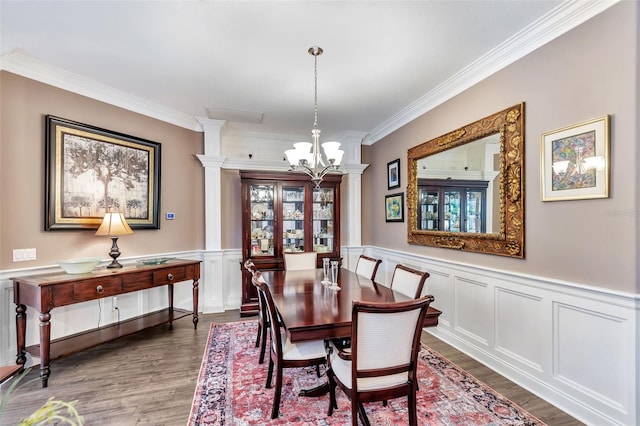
top-left (417, 179), bottom-right (487, 233)
top-left (240, 171), bottom-right (342, 315)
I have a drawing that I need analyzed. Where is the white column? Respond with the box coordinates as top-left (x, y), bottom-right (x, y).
top-left (337, 131), bottom-right (368, 271)
top-left (195, 117), bottom-right (227, 313)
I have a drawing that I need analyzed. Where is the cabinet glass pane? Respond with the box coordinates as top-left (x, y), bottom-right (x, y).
top-left (466, 190), bottom-right (483, 233)
top-left (282, 186), bottom-right (305, 253)
top-left (312, 188), bottom-right (334, 253)
top-left (249, 184), bottom-right (275, 257)
top-left (444, 190), bottom-right (461, 232)
top-left (418, 188), bottom-right (439, 230)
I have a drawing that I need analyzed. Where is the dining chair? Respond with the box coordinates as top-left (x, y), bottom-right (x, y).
top-left (326, 295), bottom-right (435, 426)
top-left (252, 271), bottom-right (327, 419)
top-left (284, 252), bottom-right (317, 271)
top-left (389, 264), bottom-right (430, 299)
top-left (354, 255), bottom-right (382, 281)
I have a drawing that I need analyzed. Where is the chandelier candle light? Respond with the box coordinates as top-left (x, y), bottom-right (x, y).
top-left (285, 46), bottom-right (344, 187)
top-left (95, 212), bottom-right (134, 268)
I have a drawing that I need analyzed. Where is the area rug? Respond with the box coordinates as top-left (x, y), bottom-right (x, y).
top-left (188, 321), bottom-right (545, 425)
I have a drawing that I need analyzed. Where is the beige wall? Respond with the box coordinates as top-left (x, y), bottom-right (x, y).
top-left (363, 2), bottom-right (639, 293)
top-left (0, 72), bottom-right (205, 268)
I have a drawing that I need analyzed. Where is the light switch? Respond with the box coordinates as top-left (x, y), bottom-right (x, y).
top-left (166, 212), bottom-right (175, 220)
top-left (13, 248), bottom-right (36, 262)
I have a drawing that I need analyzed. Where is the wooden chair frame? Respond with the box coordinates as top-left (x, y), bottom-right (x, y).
top-left (326, 296), bottom-right (434, 426)
top-left (252, 272), bottom-right (326, 419)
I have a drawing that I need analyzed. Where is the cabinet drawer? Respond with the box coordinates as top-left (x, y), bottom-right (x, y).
top-left (121, 271), bottom-right (154, 293)
top-left (153, 266), bottom-right (188, 286)
top-left (73, 278), bottom-right (122, 303)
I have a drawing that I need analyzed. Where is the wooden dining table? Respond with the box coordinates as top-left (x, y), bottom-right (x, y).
top-left (261, 268), bottom-right (441, 343)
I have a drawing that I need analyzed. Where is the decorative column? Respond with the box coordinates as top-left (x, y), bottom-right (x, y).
top-left (195, 117), bottom-right (226, 313)
top-left (337, 132), bottom-right (368, 271)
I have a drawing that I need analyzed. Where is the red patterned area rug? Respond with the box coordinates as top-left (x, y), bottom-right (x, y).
top-left (188, 321), bottom-right (545, 425)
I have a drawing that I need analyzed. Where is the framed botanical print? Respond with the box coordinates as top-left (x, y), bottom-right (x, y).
top-left (541, 115), bottom-right (610, 201)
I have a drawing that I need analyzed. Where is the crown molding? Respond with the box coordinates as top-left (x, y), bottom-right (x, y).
top-left (362, 0), bottom-right (620, 145)
top-left (0, 52), bottom-right (201, 131)
top-left (0, 1), bottom-right (619, 142)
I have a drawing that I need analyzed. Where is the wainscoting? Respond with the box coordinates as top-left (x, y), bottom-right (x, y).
top-left (1, 247), bottom-right (637, 425)
top-left (348, 246), bottom-right (638, 426)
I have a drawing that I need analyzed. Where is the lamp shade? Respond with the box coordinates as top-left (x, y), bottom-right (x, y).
top-left (95, 212), bottom-right (134, 237)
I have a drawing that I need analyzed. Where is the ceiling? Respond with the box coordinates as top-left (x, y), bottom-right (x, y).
top-left (0, 1), bottom-right (614, 145)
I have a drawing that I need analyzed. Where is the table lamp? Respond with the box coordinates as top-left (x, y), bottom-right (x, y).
top-left (95, 212), bottom-right (134, 268)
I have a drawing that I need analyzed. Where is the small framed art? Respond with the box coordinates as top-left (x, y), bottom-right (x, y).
top-left (385, 193), bottom-right (404, 222)
top-left (387, 158), bottom-right (400, 189)
top-left (540, 115), bottom-right (610, 201)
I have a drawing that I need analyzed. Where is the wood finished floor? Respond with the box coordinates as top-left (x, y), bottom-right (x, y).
top-left (0, 311), bottom-right (583, 425)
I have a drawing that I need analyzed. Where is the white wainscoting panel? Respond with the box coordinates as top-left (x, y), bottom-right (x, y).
top-left (495, 287), bottom-right (544, 372)
top-left (364, 245), bottom-right (638, 426)
top-left (454, 276), bottom-right (490, 347)
top-left (553, 301), bottom-right (630, 419)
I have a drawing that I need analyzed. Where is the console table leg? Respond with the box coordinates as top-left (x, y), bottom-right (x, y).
top-left (15, 304), bottom-right (27, 367)
top-left (39, 311), bottom-right (52, 388)
top-left (168, 285), bottom-right (174, 330)
top-left (192, 278), bottom-right (199, 330)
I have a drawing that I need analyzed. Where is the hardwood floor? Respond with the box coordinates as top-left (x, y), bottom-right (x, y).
top-left (0, 311), bottom-right (583, 425)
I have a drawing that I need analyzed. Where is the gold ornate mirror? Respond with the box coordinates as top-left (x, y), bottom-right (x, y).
top-left (407, 103), bottom-right (525, 258)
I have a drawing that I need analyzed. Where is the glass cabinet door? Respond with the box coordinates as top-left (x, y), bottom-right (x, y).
top-left (312, 187), bottom-right (334, 254)
top-left (465, 190), bottom-right (484, 233)
top-left (282, 185), bottom-right (306, 253)
top-left (418, 188), bottom-right (439, 230)
top-left (444, 190), bottom-right (461, 232)
top-left (249, 184), bottom-right (275, 257)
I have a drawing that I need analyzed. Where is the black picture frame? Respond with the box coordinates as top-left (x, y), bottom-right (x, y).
top-left (387, 158), bottom-right (400, 189)
top-left (385, 193), bottom-right (404, 222)
top-left (45, 115), bottom-right (161, 230)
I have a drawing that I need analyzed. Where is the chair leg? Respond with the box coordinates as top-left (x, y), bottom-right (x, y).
top-left (255, 323), bottom-right (261, 348)
top-left (351, 399), bottom-right (359, 426)
top-left (357, 402), bottom-right (370, 426)
top-left (265, 357), bottom-right (274, 388)
top-left (271, 365), bottom-right (284, 419)
top-left (408, 390), bottom-right (417, 426)
top-left (258, 324), bottom-right (268, 364)
top-left (327, 368), bottom-right (338, 416)
top-left (315, 363), bottom-right (321, 377)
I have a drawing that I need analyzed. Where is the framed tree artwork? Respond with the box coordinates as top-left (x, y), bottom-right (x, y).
top-left (45, 115), bottom-right (161, 230)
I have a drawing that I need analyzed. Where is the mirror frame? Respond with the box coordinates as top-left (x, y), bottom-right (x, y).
top-left (407, 103), bottom-right (525, 258)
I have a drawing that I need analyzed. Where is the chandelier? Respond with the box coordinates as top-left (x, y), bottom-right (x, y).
top-left (285, 46), bottom-right (344, 187)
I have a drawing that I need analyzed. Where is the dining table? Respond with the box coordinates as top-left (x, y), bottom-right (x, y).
top-left (261, 267), bottom-right (441, 343)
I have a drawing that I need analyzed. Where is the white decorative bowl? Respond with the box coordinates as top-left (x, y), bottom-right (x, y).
top-left (57, 258), bottom-right (102, 274)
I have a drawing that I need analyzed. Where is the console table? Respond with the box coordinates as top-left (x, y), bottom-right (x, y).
top-left (12, 258), bottom-right (200, 387)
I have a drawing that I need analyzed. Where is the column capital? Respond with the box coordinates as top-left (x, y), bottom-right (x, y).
top-left (196, 155), bottom-right (227, 169)
top-left (340, 163), bottom-right (369, 175)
